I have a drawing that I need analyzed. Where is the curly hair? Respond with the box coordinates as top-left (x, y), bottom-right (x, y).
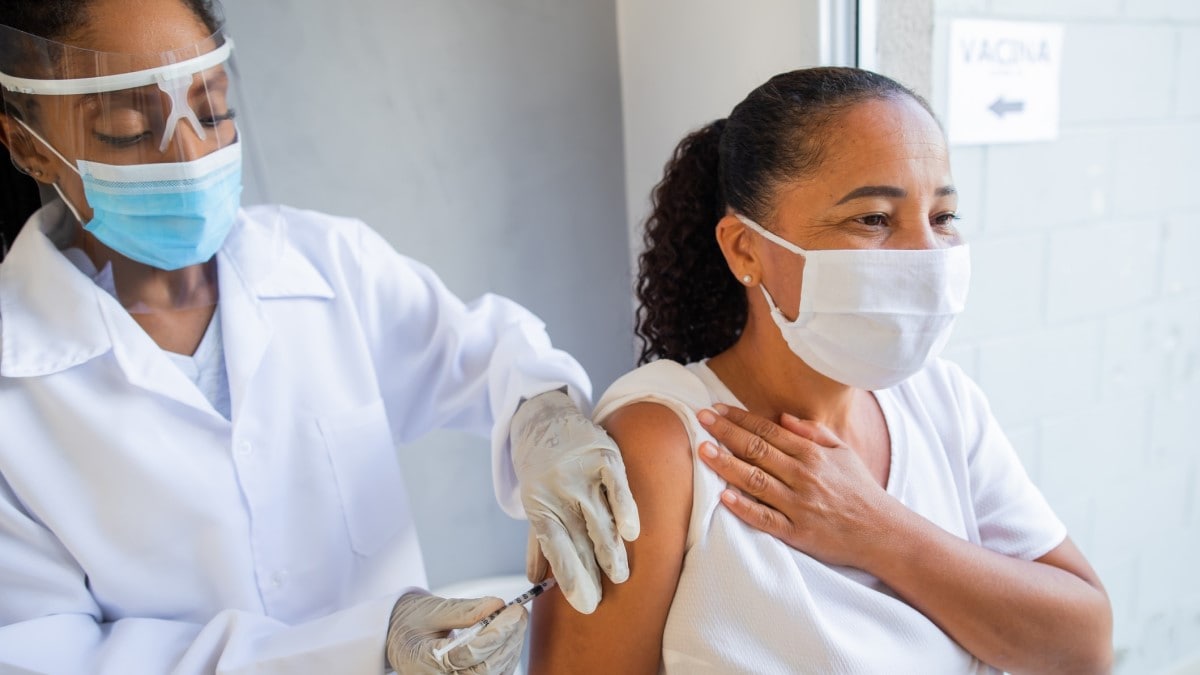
top-left (634, 67), bottom-right (933, 365)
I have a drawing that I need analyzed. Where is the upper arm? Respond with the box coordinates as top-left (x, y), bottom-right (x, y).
top-left (1035, 537), bottom-right (1108, 598)
top-left (938, 363), bottom-right (1068, 561)
top-left (356, 221), bottom-right (588, 434)
top-left (529, 401), bottom-right (694, 675)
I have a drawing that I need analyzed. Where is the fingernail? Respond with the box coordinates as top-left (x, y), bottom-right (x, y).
top-left (781, 412), bottom-right (799, 424)
top-left (721, 490), bottom-right (738, 505)
top-left (700, 442), bottom-right (719, 459)
top-left (713, 404), bottom-right (729, 415)
top-left (697, 410), bottom-right (716, 425)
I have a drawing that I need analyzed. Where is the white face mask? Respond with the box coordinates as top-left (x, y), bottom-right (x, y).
top-left (737, 214), bottom-right (971, 390)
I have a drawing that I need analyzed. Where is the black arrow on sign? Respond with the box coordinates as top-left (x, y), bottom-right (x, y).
top-left (989, 97), bottom-right (1025, 118)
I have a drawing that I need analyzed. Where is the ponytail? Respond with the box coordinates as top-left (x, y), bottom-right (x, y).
top-left (635, 119), bottom-right (746, 365)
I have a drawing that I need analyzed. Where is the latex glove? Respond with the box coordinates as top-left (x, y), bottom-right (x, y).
top-left (511, 389), bottom-right (641, 614)
top-left (386, 591), bottom-right (527, 674)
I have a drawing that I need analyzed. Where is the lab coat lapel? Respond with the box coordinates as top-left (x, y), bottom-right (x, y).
top-left (96, 294), bottom-right (218, 416)
top-left (213, 207), bottom-right (334, 421)
top-left (215, 237), bottom-right (273, 423)
top-left (0, 206), bottom-right (110, 378)
top-left (1, 203), bottom-right (227, 416)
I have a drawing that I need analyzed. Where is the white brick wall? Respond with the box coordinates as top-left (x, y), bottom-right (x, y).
top-left (933, 1), bottom-right (1200, 672)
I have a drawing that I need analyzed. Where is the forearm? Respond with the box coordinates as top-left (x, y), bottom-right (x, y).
top-left (867, 504), bottom-right (1112, 674)
top-left (0, 595), bottom-right (399, 675)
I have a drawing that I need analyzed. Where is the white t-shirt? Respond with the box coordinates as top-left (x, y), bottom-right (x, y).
top-left (593, 358), bottom-right (1067, 675)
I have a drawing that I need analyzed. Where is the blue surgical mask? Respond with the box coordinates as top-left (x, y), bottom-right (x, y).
top-left (13, 118), bottom-right (242, 271)
top-left (76, 143), bottom-right (243, 271)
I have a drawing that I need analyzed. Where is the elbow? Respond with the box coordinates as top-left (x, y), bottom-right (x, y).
top-left (1015, 593), bottom-right (1113, 675)
top-left (1059, 597), bottom-right (1114, 675)
top-left (1066, 637), bottom-right (1114, 675)
top-left (1014, 639), bottom-right (1112, 675)
top-left (1090, 645), bottom-right (1115, 675)
top-left (1065, 645), bottom-right (1114, 675)
top-left (1056, 575), bottom-right (1114, 675)
top-left (1087, 620), bottom-right (1115, 675)
top-left (1085, 589), bottom-right (1115, 674)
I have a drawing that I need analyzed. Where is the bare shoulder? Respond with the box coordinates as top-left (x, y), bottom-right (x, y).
top-left (602, 400), bottom-right (695, 530)
top-left (529, 400), bottom-right (696, 675)
top-left (603, 401), bottom-right (694, 463)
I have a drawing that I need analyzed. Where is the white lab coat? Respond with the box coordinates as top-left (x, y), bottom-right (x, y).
top-left (0, 202), bottom-right (591, 674)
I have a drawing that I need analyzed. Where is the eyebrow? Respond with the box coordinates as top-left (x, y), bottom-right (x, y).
top-left (835, 184), bottom-right (957, 204)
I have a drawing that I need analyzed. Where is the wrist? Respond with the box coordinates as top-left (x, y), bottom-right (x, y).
top-left (516, 385), bottom-right (570, 410)
top-left (511, 389), bottom-right (576, 439)
top-left (853, 493), bottom-right (916, 574)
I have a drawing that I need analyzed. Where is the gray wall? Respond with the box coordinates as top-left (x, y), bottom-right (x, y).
top-left (614, 0), bottom-right (824, 267)
top-left (221, 0), bottom-right (632, 588)
top-left (929, 1), bottom-right (1200, 673)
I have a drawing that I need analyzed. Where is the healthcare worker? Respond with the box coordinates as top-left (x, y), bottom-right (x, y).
top-left (0, 1), bottom-right (639, 673)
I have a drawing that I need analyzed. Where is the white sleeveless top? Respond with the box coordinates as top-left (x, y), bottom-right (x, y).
top-left (594, 359), bottom-right (1066, 675)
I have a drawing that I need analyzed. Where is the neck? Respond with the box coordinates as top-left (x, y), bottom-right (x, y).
top-left (73, 226), bottom-right (218, 312)
top-left (707, 305), bottom-right (860, 434)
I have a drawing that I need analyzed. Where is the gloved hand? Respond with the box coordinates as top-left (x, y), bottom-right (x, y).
top-left (386, 591), bottom-right (527, 674)
top-left (510, 389), bottom-right (641, 614)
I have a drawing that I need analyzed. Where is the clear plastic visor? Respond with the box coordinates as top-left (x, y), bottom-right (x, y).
top-left (0, 25), bottom-right (241, 316)
top-left (0, 25), bottom-right (238, 165)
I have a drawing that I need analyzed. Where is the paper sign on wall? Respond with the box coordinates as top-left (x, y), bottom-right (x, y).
top-left (947, 19), bottom-right (1063, 145)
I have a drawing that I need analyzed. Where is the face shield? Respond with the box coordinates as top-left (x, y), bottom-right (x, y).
top-left (0, 23), bottom-right (239, 165)
top-left (0, 17), bottom-right (244, 313)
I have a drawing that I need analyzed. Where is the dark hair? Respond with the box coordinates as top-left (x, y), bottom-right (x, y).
top-left (634, 67), bottom-right (934, 365)
top-left (0, 0), bottom-right (222, 261)
top-left (0, 0), bottom-right (221, 48)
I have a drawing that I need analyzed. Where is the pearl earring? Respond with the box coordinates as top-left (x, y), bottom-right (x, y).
top-left (742, 275), bottom-right (752, 284)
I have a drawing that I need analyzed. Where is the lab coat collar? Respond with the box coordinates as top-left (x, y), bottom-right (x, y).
top-left (220, 205), bottom-right (336, 302)
top-left (0, 203), bottom-right (334, 379)
top-left (0, 201), bottom-right (112, 378)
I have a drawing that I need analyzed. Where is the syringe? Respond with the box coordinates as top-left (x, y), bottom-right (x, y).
top-left (431, 577), bottom-right (557, 660)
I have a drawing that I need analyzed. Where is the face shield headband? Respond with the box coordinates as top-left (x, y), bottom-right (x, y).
top-left (0, 38), bottom-right (235, 153)
top-left (0, 24), bottom-right (244, 278)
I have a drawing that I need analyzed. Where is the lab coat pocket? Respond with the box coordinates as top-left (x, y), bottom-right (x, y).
top-left (318, 399), bottom-right (405, 557)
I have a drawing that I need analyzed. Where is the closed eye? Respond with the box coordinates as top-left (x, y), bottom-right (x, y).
top-left (198, 108), bottom-right (237, 126)
top-left (94, 130), bottom-right (152, 147)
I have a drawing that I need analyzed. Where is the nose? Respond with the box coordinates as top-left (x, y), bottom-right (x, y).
top-left (165, 119), bottom-right (212, 163)
top-left (888, 225), bottom-right (944, 250)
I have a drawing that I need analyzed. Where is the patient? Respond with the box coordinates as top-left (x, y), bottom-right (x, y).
top-left (528, 68), bottom-right (1112, 674)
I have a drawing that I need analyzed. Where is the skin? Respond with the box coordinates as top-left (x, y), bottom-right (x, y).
top-left (0, 0), bottom-right (234, 354)
top-left (530, 96), bottom-right (1113, 674)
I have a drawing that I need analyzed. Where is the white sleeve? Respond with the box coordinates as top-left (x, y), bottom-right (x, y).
top-left (946, 362), bottom-right (1068, 561)
top-left (351, 222), bottom-right (592, 517)
top-left (0, 475), bottom-right (405, 675)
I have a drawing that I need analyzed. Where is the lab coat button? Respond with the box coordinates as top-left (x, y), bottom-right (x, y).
top-left (271, 569), bottom-right (289, 588)
top-left (237, 441), bottom-right (253, 457)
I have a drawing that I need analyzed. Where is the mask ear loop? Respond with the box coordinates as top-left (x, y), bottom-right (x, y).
top-left (156, 73), bottom-right (206, 153)
top-left (736, 213), bottom-right (812, 325)
top-left (11, 118), bottom-right (87, 224)
top-left (736, 213), bottom-right (811, 256)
